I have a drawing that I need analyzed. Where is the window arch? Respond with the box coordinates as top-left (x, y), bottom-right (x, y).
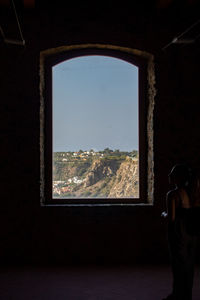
top-left (40, 44), bottom-right (156, 205)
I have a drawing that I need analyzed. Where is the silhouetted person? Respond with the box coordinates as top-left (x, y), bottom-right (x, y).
top-left (162, 164), bottom-right (197, 300)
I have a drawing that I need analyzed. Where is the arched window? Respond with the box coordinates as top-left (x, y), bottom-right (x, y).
top-left (40, 45), bottom-right (155, 205)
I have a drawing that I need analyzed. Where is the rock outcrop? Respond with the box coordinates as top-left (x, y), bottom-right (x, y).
top-left (84, 159), bottom-right (118, 187)
top-left (108, 157), bottom-right (139, 198)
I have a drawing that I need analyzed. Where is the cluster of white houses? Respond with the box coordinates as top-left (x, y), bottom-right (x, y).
top-left (53, 177), bottom-right (84, 196)
top-left (55, 151), bottom-right (105, 162)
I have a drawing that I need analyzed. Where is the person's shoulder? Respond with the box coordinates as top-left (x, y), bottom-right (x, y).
top-left (167, 189), bottom-right (179, 199)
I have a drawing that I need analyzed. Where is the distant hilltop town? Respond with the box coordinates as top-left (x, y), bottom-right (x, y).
top-left (53, 149), bottom-right (139, 198)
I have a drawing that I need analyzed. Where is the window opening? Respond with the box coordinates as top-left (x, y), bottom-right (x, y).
top-left (40, 44), bottom-right (156, 205)
top-left (52, 56), bottom-right (139, 199)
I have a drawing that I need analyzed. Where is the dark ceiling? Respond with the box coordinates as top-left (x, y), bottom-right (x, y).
top-left (0, 0), bottom-right (200, 52)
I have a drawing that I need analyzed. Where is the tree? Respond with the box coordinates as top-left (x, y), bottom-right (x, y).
top-left (114, 149), bottom-right (120, 155)
top-left (130, 150), bottom-right (138, 157)
top-left (104, 147), bottom-right (113, 154)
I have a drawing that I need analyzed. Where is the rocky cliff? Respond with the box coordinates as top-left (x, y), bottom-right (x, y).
top-left (108, 157), bottom-right (139, 198)
top-left (53, 153), bottom-right (139, 198)
top-left (84, 159), bottom-right (119, 187)
top-left (82, 157), bottom-right (139, 198)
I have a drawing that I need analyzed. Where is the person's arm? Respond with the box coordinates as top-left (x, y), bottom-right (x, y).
top-left (166, 191), bottom-right (176, 222)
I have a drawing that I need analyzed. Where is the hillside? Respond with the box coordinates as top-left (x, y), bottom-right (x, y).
top-left (53, 151), bottom-right (139, 198)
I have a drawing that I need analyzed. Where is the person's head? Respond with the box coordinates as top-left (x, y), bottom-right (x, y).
top-left (168, 164), bottom-right (191, 188)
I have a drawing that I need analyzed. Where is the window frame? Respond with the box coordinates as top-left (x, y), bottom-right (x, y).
top-left (40, 44), bottom-right (155, 206)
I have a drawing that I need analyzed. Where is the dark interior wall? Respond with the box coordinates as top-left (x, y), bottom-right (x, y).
top-left (0, 2), bottom-right (200, 265)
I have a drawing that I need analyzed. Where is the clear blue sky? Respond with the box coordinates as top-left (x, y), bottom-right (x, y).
top-left (53, 55), bottom-right (138, 152)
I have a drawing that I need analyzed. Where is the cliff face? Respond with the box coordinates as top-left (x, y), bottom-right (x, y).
top-left (53, 155), bottom-right (139, 198)
top-left (108, 157), bottom-right (139, 198)
top-left (83, 157), bottom-right (139, 198)
top-left (53, 160), bottom-right (92, 180)
top-left (84, 159), bottom-right (119, 187)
